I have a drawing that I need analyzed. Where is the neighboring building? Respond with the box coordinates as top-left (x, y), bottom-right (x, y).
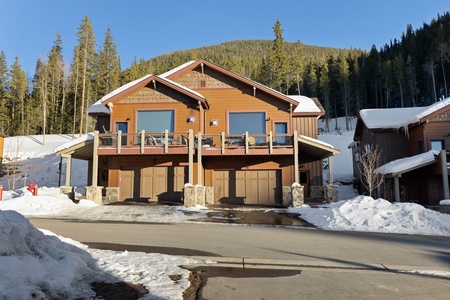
top-left (56, 59), bottom-right (339, 206)
top-left (349, 98), bottom-right (450, 205)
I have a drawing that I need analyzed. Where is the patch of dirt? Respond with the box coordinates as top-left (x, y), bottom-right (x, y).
top-left (91, 281), bottom-right (148, 300)
top-left (183, 271), bottom-right (203, 300)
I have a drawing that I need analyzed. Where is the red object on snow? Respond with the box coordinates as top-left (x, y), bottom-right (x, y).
top-left (27, 183), bottom-right (38, 196)
top-left (28, 183), bottom-right (35, 191)
top-left (33, 184), bottom-right (38, 196)
top-left (0, 185), bottom-right (3, 201)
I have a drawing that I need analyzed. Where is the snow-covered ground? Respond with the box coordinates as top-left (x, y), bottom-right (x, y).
top-left (0, 209), bottom-right (198, 299)
top-left (1, 119), bottom-right (450, 299)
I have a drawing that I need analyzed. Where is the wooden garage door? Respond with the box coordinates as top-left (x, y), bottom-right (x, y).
top-left (214, 170), bottom-right (281, 205)
top-left (120, 166), bottom-right (186, 202)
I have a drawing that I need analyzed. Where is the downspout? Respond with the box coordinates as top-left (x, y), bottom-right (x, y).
top-left (289, 103), bottom-right (293, 134)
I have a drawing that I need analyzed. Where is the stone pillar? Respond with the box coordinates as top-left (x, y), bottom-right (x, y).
top-left (60, 186), bottom-right (75, 200)
top-left (105, 187), bottom-right (120, 204)
top-left (183, 185), bottom-right (196, 207)
top-left (196, 186), bottom-right (206, 206)
top-left (183, 185), bottom-right (206, 207)
top-left (205, 186), bottom-right (215, 205)
top-left (282, 186), bottom-right (293, 206)
top-left (291, 184), bottom-right (304, 207)
top-left (86, 186), bottom-right (104, 205)
top-left (325, 184), bottom-right (339, 203)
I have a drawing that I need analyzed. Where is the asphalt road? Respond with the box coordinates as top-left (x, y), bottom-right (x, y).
top-left (30, 218), bottom-right (450, 299)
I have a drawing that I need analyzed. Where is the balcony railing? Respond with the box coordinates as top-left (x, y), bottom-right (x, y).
top-left (97, 130), bottom-right (294, 155)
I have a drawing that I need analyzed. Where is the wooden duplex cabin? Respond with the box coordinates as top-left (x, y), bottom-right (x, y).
top-left (57, 59), bottom-right (339, 206)
top-left (350, 98), bottom-right (450, 205)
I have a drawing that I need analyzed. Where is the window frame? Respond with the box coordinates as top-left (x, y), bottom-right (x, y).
top-left (227, 111), bottom-right (266, 135)
top-left (136, 109), bottom-right (175, 133)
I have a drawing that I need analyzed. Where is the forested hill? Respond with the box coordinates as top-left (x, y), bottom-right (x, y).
top-left (1, 13), bottom-right (450, 137)
top-left (121, 39), bottom-right (349, 81)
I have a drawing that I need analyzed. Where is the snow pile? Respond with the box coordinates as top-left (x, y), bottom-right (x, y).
top-left (0, 188), bottom-right (209, 223)
top-left (0, 187), bottom-right (78, 216)
top-left (289, 196), bottom-right (450, 236)
top-left (0, 209), bottom-right (199, 299)
top-left (0, 210), bottom-right (97, 299)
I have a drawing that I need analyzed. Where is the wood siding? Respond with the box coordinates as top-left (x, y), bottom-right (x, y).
top-left (292, 116), bottom-right (318, 137)
top-left (109, 82), bottom-right (201, 136)
top-left (360, 127), bottom-right (408, 165)
top-left (198, 88), bottom-right (291, 136)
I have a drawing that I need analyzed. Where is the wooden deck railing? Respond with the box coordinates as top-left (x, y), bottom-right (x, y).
top-left (97, 130), bottom-right (294, 155)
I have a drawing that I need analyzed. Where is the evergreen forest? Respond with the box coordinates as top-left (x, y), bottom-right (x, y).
top-left (1, 13), bottom-right (450, 137)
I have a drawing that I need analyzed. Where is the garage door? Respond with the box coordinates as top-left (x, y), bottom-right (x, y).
top-left (214, 170), bottom-right (281, 205)
top-left (120, 166), bottom-right (186, 202)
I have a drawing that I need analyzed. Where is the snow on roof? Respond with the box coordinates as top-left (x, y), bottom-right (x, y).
top-left (159, 60), bottom-right (197, 78)
top-left (289, 95), bottom-right (321, 113)
top-left (299, 134), bottom-right (334, 149)
top-left (53, 133), bottom-right (94, 153)
top-left (360, 97), bottom-right (450, 130)
top-left (87, 74), bottom-right (153, 114)
top-left (374, 150), bottom-right (439, 176)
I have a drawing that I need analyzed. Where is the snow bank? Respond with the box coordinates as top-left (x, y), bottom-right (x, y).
top-left (0, 208), bottom-right (200, 299)
top-left (289, 196), bottom-right (450, 236)
top-left (0, 210), bottom-right (97, 299)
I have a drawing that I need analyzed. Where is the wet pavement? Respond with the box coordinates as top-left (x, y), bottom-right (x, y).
top-left (189, 208), bottom-right (315, 227)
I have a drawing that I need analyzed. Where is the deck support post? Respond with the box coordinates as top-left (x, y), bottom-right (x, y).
top-left (92, 131), bottom-right (99, 187)
top-left (441, 150), bottom-right (449, 199)
top-left (188, 129), bottom-right (194, 184)
top-left (197, 132), bottom-right (203, 185)
top-left (394, 175), bottom-right (401, 202)
top-left (293, 130), bottom-right (299, 183)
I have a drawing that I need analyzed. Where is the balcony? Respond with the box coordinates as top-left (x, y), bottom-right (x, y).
top-left (96, 130), bottom-right (294, 156)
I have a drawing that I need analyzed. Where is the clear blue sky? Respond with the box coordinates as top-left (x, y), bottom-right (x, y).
top-left (1, 0), bottom-right (449, 76)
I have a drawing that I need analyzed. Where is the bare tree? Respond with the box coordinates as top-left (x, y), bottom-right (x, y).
top-left (2, 137), bottom-right (24, 190)
top-left (358, 144), bottom-right (385, 198)
top-left (424, 55), bottom-right (438, 102)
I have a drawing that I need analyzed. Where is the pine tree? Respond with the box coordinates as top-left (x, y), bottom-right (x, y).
top-left (8, 57), bottom-right (28, 135)
top-left (46, 32), bottom-right (66, 133)
top-left (0, 51), bottom-right (9, 134)
top-left (97, 27), bottom-right (121, 97)
top-left (73, 16), bottom-right (96, 135)
top-left (258, 20), bottom-right (288, 92)
top-left (318, 60), bottom-right (330, 132)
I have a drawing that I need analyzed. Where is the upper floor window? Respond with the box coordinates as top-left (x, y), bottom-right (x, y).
top-left (228, 112), bottom-right (266, 135)
top-left (137, 110), bottom-right (174, 132)
top-left (430, 139), bottom-right (445, 151)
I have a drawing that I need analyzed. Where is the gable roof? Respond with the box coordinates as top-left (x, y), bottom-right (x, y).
top-left (358, 97), bottom-right (450, 131)
top-left (163, 59), bottom-right (300, 107)
top-left (87, 73), bottom-right (209, 115)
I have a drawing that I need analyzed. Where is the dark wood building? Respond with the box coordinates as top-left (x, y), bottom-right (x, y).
top-left (350, 99), bottom-right (450, 205)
